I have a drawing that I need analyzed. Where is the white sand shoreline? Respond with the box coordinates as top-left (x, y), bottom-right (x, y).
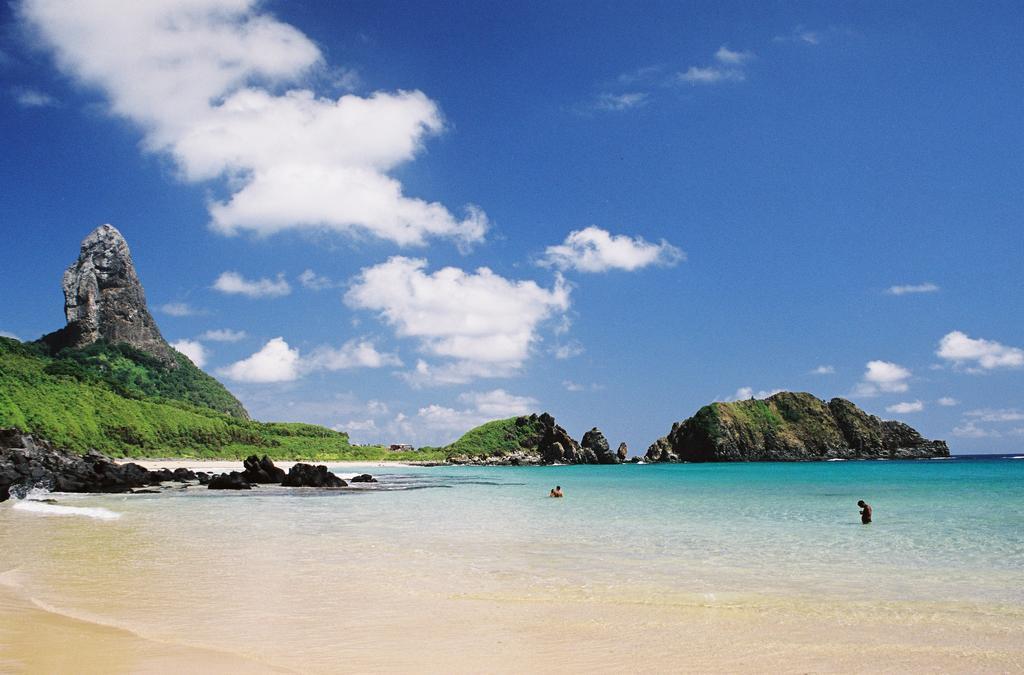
top-left (116, 458), bottom-right (415, 471)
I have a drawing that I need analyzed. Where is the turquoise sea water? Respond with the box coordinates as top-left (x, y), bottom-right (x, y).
top-left (1, 455), bottom-right (1022, 670)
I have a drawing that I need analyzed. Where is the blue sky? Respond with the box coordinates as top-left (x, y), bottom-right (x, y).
top-left (1, 0), bottom-right (1022, 452)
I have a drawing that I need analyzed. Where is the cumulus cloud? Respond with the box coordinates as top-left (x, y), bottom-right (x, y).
top-left (346, 257), bottom-right (570, 385)
top-left (159, 302), bottom-right (204, 317)
top-left (220, 336), bottom-right (399, 382)
top-left (886, 282), bottom-right (939, 296)
top-left (305, 340), bottom-right (402, 371)
top-left (410, 389), bottom-right (538, 438)
top-left (541, 226), bottom-right (683, 273)
top-left (13, 87), bottom-right (57, 107)
top-left (219, 337), bottom-right (300, 383)
top-left (952, 421), bottom-right (1000, 439)
top-left (201, 328), bottom-right (247, 342)
top-left (298, 269), bottom-right (337, 291)
top-left (730, 387), bottom-right (783, 401)
top-left (886, 400), bottom-right (923, 414)
top-left (936, 331), bottom-right (1024, 371)
top-left (0, 330), bottom-right (21, 340)
top-left (811, 365), bottom-right (835, 375)
top-left (213, 271), bottom-right (291, 298)
top-left (22, 0), bottom-right (486, 248)
top-left (170, 338), bottom-right (208, 368)
top-left (855, 360), bottom-right (911, 396)
top-left (937, 397), bottom-right (959, 407)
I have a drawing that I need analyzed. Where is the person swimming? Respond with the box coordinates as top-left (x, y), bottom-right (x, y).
top-left (549, 485), bottom-right (563, 498)
top-left (858, 499), bottom-right (872, 524)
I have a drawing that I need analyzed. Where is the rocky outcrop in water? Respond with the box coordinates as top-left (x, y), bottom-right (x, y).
top-left (241, 454), bottom-right (286, 484)
top-left (281, 463), bottom-right (347, 487)
top-left (0, 428), bottom-right (195, 501)
top-left (350, 473), bottom-right (377, 483)
top-left (40, 224), bottom-right (177, 365)
top-left (581, 427), bottom-right (619, 464)
top-left (617, 442), bottom-right (629, 462)
top-left (207, 472), bottom-right (253, 490)
top-left (644, 391), bottom-right (950, 462)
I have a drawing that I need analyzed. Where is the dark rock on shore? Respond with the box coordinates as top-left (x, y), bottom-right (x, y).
top-left (0, 428), bottom-right (197, 501)
top-left (281, 463), bottom-right (347, 488)
top-left (207, 472), bottom-right (253, 490)
top-left (644, 391), bottom-right (950, 462)
top-left (241, 454), bottom-right (286, 484)
top-left (350, 474), bottom-right (377, 483)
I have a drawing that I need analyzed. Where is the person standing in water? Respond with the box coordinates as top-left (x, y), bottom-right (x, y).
top-left (858, 500), bottom-right (872, 524)
top-left (549, 486), bottom-right (563, 498)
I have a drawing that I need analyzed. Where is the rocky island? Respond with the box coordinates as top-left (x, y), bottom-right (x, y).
top-left (442, 413), bottom-right (625, 465)
top-left (645, 391), bottom-right (949, 462)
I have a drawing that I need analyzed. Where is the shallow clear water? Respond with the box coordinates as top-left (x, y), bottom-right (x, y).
top-left (1, 457), bottom-right (1022, 670)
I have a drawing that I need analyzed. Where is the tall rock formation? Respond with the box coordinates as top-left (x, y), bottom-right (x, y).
top-left (581, 427), bottom-right (619, 464)
top-left (41, 224), bottom-right (177, 365)
top-left (645, 391), bottom-right (949, 462)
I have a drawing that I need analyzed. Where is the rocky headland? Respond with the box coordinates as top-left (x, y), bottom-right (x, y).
top-left (444, 413), bottom-right (626, 465)
top-left (645, 391), bottom-right (950, 462)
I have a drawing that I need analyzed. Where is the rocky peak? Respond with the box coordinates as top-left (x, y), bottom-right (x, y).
top-left (581, 427), bottom-right (619, 464)
top-left (42, 224), bottom-right (177, 365)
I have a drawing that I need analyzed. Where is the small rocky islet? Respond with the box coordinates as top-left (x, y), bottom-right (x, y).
top-left (0, 224), bottom-right (950, 490)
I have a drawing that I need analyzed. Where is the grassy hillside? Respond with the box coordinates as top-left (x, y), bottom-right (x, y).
top-left (43, 339), bottom-right (249, 419)
top-left (0, 337), bottom-right (442, 461)
top-left (423, 415), bottom-right (545, 459)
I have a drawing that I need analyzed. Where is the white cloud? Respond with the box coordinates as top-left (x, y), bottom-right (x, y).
top-left (964, 408), bottom-right (1024, 423)
top-left (811, 365), bottom-right (835, 375)
top-left (715, 45), bottom-right (754, 65)
top-left (298, 269), bottom-right (337, 290)
top-left (336, 419), bottom-right (377, 434)
top-left (563, 380), bottom-right (585, 392)
top-left (679, 65), bottom-right (745, 84)
top-left (886, 400), bottom-right (924, 414)
top-left (219, 337), bottom-right (300, 383)
top-left (412, 389), bottom-right (538, 438)
top-left (213, 271), bottom-right (291, 298)
top-left (22, 0), bottom-right (487, 248)
top-left (13, 87), bottom-right (57, 108)
top-left (594, 91), bottom-right (648, 111)
top-left (855, 360), bottom-right (911, 396)
top-left (220, 336), bottom-right (399, 383)
top-left (552, 341), bottom-right (584, 360)
top-left (774, 26), bottom-right (822, 45)
top-left (159, 302), bottom-right (204, 317)
top-left (886, 282), bottom-right (939, 296)
top-left (200, 328), bottom-right (247, 342)
top-left (937, 397), bottom-right (959, 407)
top-left (936, 331), bottom-right (1024, 371)
top-left (170, 338), bottom-right (208, 368)
top-left (305, 339), bottom-right (401, 371)
top-left (346, 257), bottom-right (570, 384)
top-left (541, 226), bottom-right (683, 273)
top-left (0, 330), bottom-right (21, 340)
top-left (952, 421), bottom-right (1001, 439)
top-left (729, 387), bottom-right (784, 401)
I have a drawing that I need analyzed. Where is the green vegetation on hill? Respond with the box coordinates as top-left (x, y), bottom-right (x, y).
top-left (0, 337), bottom-right (443, 461)
top-left (423, 415), bottom-right (544, 459)
top-left (42, 340), bottom-right (249, 419)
